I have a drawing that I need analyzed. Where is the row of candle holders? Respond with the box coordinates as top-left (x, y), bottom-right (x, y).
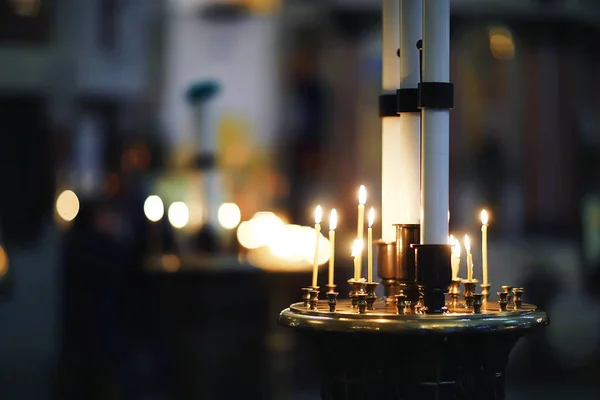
top-left (300, 279), bottom-right (525, 315)
top-left (448, 279), bottom-right (524, 312)
top-left (301, 280), bottom-right (379, 314)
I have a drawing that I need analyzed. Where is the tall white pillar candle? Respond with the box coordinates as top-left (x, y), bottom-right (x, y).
top-left (381, 0), bottom-right (402, 242)
top-left (397, 0), bottom-right (422, 226)
top-left (420, 0), bottom-right (450, 244)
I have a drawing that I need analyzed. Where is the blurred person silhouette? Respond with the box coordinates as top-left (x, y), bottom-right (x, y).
top-left (119, 136), bottom-right (176, 397)
top-left (58, 199), bottom-right (132, 399)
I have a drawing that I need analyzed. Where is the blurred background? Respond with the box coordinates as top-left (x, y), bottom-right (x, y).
top-left (0, 0), bottom-right (599, 399)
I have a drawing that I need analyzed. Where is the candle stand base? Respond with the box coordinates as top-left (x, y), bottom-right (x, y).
top-left (279, 299), bottom-right (548, 400)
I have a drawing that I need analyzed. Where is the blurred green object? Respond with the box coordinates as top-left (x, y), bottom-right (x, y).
top-left (186, 80), bottom-right (221, 104)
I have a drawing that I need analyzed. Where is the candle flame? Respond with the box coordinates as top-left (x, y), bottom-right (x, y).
top-left (315, 205), bottom-right (322, 224)
top-left (449, 234), bottom-right (454, 244)
top-left (358, 185), bottom-right (367, 205)
top-left (329, 209), bottom-right (337, 230)
top-left (481, 209), bottom-right (489, 225)
top-left (368, 208), bottom-right (375, 227)
top-left (464, 234), bottom-right (471, 253)
top-left (352, 238), bottom-right (363, 257)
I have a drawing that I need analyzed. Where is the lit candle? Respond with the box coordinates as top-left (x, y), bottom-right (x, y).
top-left (481, 209), bottom-right (489, 285)
top-left (450, 235), bottom-right (461, 279)
top-left (328, 209), bottom-right (337, 287)
top-left (367, 208), bottom-right (375, 282)
top-left (356, 185), bottom-right (367, 278)
top-left (352, 239), bottom-right (363, 281)
top-left (312, 205), bottom-right (322, 288)
top-left (464, 234), bottom-right (473, 281)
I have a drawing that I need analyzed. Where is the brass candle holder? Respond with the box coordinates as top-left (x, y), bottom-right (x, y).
top-left (365, 282), bottom-right (379, 310)
top-left (473, 294), bottom-right (484, 314)
top-left (376, 240), bottom-right (398, 302)
top-left (301, 287), bottom-right (312, 307)
top-left (326, 291), bottom-right (338, 312)
top-left (480, 283), bottom-right (491, 304)
top-left (501, 285), bottom-right (513, 304)
top-left (325, 284), bottom-right (336, 294)
top-left (498, 292), bottom-right (509, 311)
top-left (448, 278), bottom-right (462, 308)
top-left (462, 279), bottom-right (478, 309)
top-left (512, 288), bottom-right (524, 309)
top-left (357, 293), bottom-right (368, 314)
top-left (309, 286), bottom-right (320, 310)
top-left (396, 293), bottom-right (408, 314)
top-left (348, 279), bottom-right (366, 308)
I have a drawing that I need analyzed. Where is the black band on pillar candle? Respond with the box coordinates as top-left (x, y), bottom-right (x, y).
top-left (412, 244), bottom-right (452, 314)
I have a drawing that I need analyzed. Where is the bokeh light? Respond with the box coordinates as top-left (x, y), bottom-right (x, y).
top-left (218, 202), bottom-right (242, 230)
top-left (144, 195), bottom-right (165, 222)
top-left (237, 212), bottom-right (284, 250)
top-left (56, 190), bottom-right (80, 222)
top-left (489, 26), bottom-right (515, 60)
top-left (0, 246), bottom-right (9, 277)
top-left (168, 202), bottom-right (190, 229)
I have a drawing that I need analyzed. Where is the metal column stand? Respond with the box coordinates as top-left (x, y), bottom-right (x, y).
top-left (279, 299), bottom-right (548, 400)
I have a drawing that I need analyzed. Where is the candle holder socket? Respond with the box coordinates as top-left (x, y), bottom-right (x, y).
top-left (357, 293), bottom-right (368, 314)
top-left (480, 283), bottom-right (491, 304)
top-left (512, 288), bottom-right (524, 309)
top-left (501, 285), bottom-right (513, 304)
top-left (462, 279), bottom-right (478, 309)
top-left (326, 291), bottom-right (338, 312)
top-left (473, 294), bottom-right (484, 314)
top-left (396, 294), bottom-right (408, 314)
top-left (365, 282), bottom-right (379, 310)
top-left (301, 287), bottom-right (312, 307)
top-left (498, 292), bottom-right (509, 312)
top-left (325, 284), bottom-right (336, 293)
top-left (413, 244), bottom-right (452, 314)
top-left (348, 279), bottom-right (366, 308)
top-left (448, 278), bottom-right (462, 309)
top-left (309, 287), bottom-right (320, 310)
top-left (376, 241), bottom-right (399, 301)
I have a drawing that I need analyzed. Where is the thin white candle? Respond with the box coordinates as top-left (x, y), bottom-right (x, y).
top-left (481, 209), bottom-right (489, 285)
top-left (328, 209), bottom-right (337, 287)
top-left (352, 239), bottom-right (363, 281)
top-left (356, 185), bottom-right (367, 277)
top-left (464, 234), bottom-right (473, 281)
top-left (312, 205), bottom-right (322, 288)
top-left (367, 208), bottom-right (375, 282)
